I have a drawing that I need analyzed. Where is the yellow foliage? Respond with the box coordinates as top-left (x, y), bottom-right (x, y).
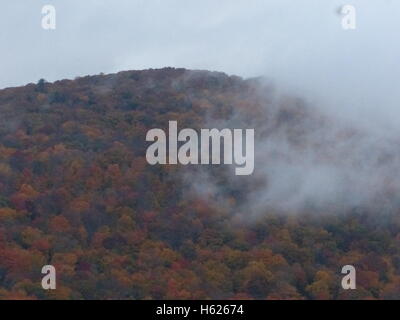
top-left (0, 207), bottom-right (18, 220)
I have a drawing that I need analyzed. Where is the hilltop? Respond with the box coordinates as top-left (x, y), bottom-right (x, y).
top-left (0, 68), bottom-right (399, 300)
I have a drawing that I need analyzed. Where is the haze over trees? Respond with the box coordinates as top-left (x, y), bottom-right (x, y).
top-left (0, 68), bottom-right (399, 300)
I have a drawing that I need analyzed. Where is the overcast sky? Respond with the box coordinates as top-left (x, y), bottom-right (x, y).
top-left (1, 0), bottom-right (400, 127)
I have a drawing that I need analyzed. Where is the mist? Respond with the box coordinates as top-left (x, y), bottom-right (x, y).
top-left (2, 1), bottom-right (400, 123)
top-left (182, 77), bottom-right (400, 218)
top-left (2, 1), bottom-right (400, 215)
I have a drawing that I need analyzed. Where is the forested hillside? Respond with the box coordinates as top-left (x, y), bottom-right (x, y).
top-left (0, 68), bottom-right (399, 299)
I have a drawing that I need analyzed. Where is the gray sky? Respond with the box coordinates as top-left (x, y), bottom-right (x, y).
top-left (1, 0), bottom-right (400, 127)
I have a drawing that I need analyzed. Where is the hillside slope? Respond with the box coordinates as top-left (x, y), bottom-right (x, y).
top-left (0, 68), bottom-right (399, 299)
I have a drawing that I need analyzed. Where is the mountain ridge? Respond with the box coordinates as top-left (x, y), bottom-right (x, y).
top-left (0, 67), bottom-right (399, 300)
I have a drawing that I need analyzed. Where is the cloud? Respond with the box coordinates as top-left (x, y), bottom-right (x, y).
top-left (2, 1), bottom-right (400, 216)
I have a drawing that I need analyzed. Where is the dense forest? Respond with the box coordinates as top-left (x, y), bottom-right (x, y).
top-left (0, 68), bottom-right (399, 299)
